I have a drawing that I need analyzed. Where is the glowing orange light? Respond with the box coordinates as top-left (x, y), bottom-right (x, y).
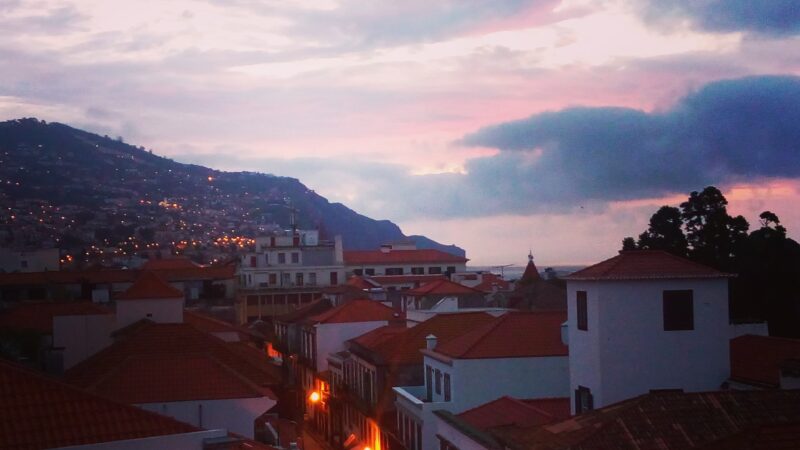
top-left (309, 391), bottom-right (321, 403)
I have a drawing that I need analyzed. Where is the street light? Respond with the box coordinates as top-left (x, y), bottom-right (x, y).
top-left (308, 391), bottom-right (321, 403)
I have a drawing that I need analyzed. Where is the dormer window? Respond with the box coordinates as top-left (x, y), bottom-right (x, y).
top-left (663, 290), bottom-right (694, 331)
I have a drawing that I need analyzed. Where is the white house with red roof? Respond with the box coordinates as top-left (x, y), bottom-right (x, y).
top-left (344, 243), bottom-right (467, 277)
top-left (393, 311), bottom-right (569, 450)
top-left (115, 271), bottom-right (185, 328)
top-left (0, 359), bottom-right (277, 450)
top-left (564, 250), bottom-right (735, 414)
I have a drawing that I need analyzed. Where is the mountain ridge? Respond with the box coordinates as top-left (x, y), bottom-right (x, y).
top-left (0, 118), bottom-right (465, 259)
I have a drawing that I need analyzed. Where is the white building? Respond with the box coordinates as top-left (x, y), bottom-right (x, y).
top-left (115, 271), bottom-right (185, 328)
top-left (393, 311), bottom-right (569, 450)
top-left (564, 250), bottom-right (734, 414)
top-left (344, 243), bottom-right (468, 277)
top-left (0, 247), bottom-right (60, 272)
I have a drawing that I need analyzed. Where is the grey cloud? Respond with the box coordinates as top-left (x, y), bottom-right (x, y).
top-left (636, 0), bottom-right (800, 36)
top-left (446, 75), bottom-right (800, 216)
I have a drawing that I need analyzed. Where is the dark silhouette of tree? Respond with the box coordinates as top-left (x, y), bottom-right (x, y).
top-left (621, 237), bottom-right (637, 251)
top-left (637, 206), bottom-right (688, 256)
top-left (680, 186), bottom-right (749, 270)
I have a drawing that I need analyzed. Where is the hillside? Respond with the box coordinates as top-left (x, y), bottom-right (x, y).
top-left (0, 118), bottom-right (465, 259)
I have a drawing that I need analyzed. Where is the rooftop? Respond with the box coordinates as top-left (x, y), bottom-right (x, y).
top-left (0, 359), bottom-right (198, 450)
top-left (65, 322), bottom-right (281, 403)
top-left (566, 250), bottom-right (731, 281)
top-left (350, 312), bottom-right (495, 365)
top-left (307, 298), bottom-right (399, 324)
top-left (490, 389), bottom-right (800, 450)
top-left (116, 271), bottom-right (185, 300)
top-left (457, 396), bottom-right (571, 430)
top-left (406, 278), bottom-right (484, 297)
top-left (730, 334), bottom-right (800, 387)
top-left (344, 249), bottom-right (468, 265)
top-left (0, 301), bottom-right (111, 334)
top-left (433, 311), bottom-right (568, 359)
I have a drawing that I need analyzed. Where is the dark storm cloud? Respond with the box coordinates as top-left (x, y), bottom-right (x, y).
top-left (446, 76), bottom-right (800, 215)
top-left (637, 0), bottom-right (800, 36)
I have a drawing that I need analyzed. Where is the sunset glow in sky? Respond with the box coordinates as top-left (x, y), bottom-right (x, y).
top-left (2, 0), bottom-right (800, 265)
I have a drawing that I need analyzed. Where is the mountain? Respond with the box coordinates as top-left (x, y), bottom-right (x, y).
top-left (0, 118), bottom-right (465, 257)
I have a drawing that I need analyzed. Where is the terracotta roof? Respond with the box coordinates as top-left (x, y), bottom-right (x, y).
top-left (405, 278), bottom-right (484, 296)
top-left (490, 390), bottom-right (800, 450)
top-left (0, 359), bottom-right (198, 450)
top-left (116, 271), bottom-right (184, 300)
top-left (730, 334), bottom-right (800, 387)
top-left (474, 273), bottom-right (512, 292)
top-left (0, 301), bottom-right (111, 334)
top-left (276, 298), bottom-right (333, 324)
top-left (434, 311), bottom-right (567, 359)
top-left (307, 298), bottom-right (398, 324)
top-left (185, 309), bottom-right (256, 339)
top-left (346, 275), bottom-right (379, 290)
top-left (344, 249), bottom-right (467, 265)
top-left (350, 312), bottom-right (495, 365)
top-left (566, 250), bottom-right (731, 281)
top-left (65, 322), bottom-right (281, 403)
top-left (520, 256), bottom-right (541, 282)
top-left (458, 396), bottom-right (571, 430)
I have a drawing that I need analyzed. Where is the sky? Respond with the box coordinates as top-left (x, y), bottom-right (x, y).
top-left (1, 0), bottom-right (800, 266)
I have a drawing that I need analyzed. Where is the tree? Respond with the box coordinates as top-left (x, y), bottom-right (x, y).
top-left (621, 237), bottom-right (637, 251)
top-left (680, 186), bottom-right (749, 270)
top-left (637, 206), bottom-right (688, 256)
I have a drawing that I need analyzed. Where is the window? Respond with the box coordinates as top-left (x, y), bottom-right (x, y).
top-left (353, 268), bottom-right (363, 276)
top-left (365, 268), bottom-right (375, 276)
top-left (577, 291), bottom-right (588, 331)
top-left (446, 266), bottom-right (456, 274)
top-left (575, 386), bottom-right (593, 414)
top-left (330, 272), bottom-right (339, 285)
top-left (278, 253), bottom-right (286, 264)
top-left (386, 267), bottom-right (403, 275)
top-left (282, 273), bottom-right (290, 286)
top-left (428, 266), bottom-right (442, 274)
top-left (444, 373), bottom-right (451, 401)
top-left (663, 290), bottom-right (694, 331)
top-left (291, 252), bottom-right (299, 263)
top-left (411, 267), bottom-right (424, 275)
top-left (296, 273), bottom-right (304, 286)
top-left (249, 256), bottom-right (257, 267)
top-left (435, 369), bottom-right (442, 395)
top-left (425, 365), bottom-right (432, 400)
top-left (269, 273), bottom-right (277, 285)
top-left (309, 272), bottom-right (317, 285)
top-left (264, 253), bottom-right (269, 265)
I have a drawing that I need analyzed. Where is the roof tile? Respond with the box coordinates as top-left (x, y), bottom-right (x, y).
top-left (566, 250), bottom-right (730, 281)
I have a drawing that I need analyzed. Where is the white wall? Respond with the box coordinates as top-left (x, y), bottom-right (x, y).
top-left (568, 278), bottom-right (730, 412)
top-left (314, 321), bottom-right (389, 371)
top-left (116, 297), bottom-right (184, 328)
top-left (53, 313), bottom-right (115, 369)
top-left (52, 430), bottom-right (228, 450)
top-left (138, 396), bottom-right (276, 439)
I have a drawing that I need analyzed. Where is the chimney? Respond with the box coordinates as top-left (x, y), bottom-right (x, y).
top-left (425, 334), bottom-right (437, 350)
top-left (334, 235), bottom-right (344, 264)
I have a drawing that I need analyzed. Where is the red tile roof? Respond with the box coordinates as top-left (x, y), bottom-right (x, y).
top-left (307, 298), bottom-right (398, 324)
top-left (405, 278), bottom-right (484, 296)
top-left (346, 275), bottom-right (379, 290)
top-left (730, 334), bottom-right (800, 387)
top-left (184, 309), bottom-right (256, 339)
top-left (434, 311), bottom-right (567, 359)
top-left (566, 250), bottom-right (731, 281)
top-left (0, 359), bottom-right (198, 450)
top-left (0, 265), bottom-right (234, 287)
top-left (141, 257), bottom-right (201, 270)
top-left (458, 396), bottom-right (571, 430)
top-left (473, 273), bottom-right (512, 292)
top-left (350, 312), bottom-right (495, 365)
top-left (0, 301), bottom-right (111, 334)
top-left (116, 271), bottom-right (184, 300)
top-left (275, 298), bottom-right (333, 324)
top-left (521, 257), bottom-right (542, 282)
top-left (344, 249), bottom-right (467, 265)
top-left (490, 390), bottom-right (800, 450)
top-left (65, 322), bottom-right (281, 403)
